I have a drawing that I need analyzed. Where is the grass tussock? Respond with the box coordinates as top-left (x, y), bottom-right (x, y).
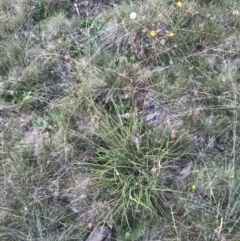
top-left (1, 0), bottom-right (240, 240)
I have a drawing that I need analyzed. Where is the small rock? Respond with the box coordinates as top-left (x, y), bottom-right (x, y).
top-left (85, 224), bottom-right (112, 241)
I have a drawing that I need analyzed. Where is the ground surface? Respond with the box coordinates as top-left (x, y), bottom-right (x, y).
top-left (0, 0), bottom-right (240, 240)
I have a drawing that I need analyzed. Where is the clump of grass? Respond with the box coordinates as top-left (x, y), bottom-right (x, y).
top-left (84, 95), bottom-right (192, 225)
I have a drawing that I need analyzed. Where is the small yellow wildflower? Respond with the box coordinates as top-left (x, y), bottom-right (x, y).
top-left (169, 32), bottom-right (175, 37)
top-left (176, 1), bottom-right (183, 8)
top-left (158, 13), bottom-right (163, 18)
top-left (222, 78), bottom-right (226, 82)
top-left (142, 28), bottom-right (147, 33)
top-left (192, 184), bottom-right (196, 190)
top-left (150, 30), bottom-right (157, 37)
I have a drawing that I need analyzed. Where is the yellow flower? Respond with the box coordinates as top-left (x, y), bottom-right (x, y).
top-left (169, 32), bottom-right (175, 37)
top-left (176, 1), bottom-right (183, 7)
top-left (222, 78), bottom-right (226, 82)
top-left (192, 184), bottom-right (196, 190)
top-left (158, 13), bottom-right (163, 18)
top-left (142, 28), bottom-right (147, 33)
top-left (150, 30), bottom-right (157, 37)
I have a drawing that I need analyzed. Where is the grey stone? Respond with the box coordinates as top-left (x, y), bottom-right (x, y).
top-left (85, 225), bottom-right (112, 241)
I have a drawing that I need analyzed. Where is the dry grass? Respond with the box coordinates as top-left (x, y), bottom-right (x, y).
top-left (0, 0), bottom-right (240, 240)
